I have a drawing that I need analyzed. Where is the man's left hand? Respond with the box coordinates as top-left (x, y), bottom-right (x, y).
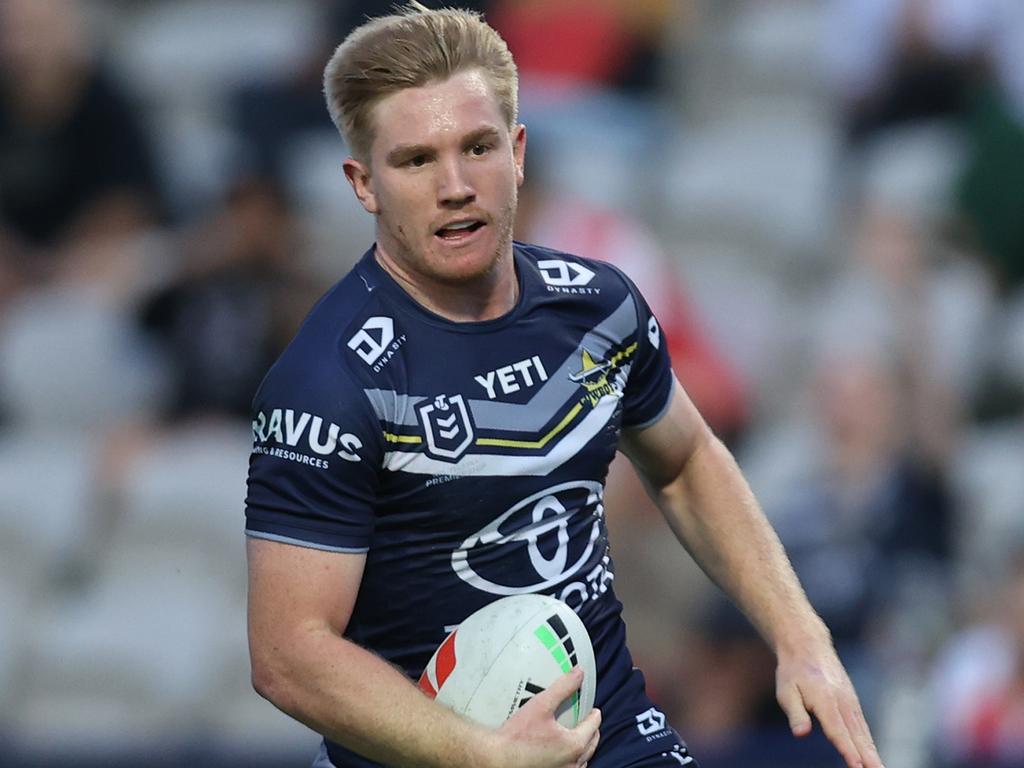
top-left (775, 644), bottom-right (885, 768)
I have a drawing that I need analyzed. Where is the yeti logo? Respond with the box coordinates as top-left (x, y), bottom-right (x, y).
top-left (416, 394), bottom-right (474, 461)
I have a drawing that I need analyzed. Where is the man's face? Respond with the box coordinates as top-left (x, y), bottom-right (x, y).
top-left (344, 69), bottom-right (525, 287)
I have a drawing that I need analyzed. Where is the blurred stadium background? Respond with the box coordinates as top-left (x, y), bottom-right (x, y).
top-left (1, 0), bottom-right (1023, 766)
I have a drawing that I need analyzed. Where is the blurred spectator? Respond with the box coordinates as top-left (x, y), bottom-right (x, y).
top-left (780, 344), bottom-right (954, 637)
top-left (764, 198), bottom-right (963, 720)
top-left (0, 0), bottom-right (161, 297)
top-left (825, 0), bottom-right (987, 147)
top-left (825, 0), bottom-right (1024, 296)
top-left (231, 1), bottom-right (365, 182)
top-left (139, 176), bottom-right (319, 422)
top-left (929, 545), bottom-right (1024, 768)
top-left (91, 175), bottom-right (321, 625)
top-left (232, 53), bottom-right (334, 185)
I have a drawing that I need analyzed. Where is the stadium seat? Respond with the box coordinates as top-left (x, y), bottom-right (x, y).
top-left (663, 103), bottom-right (839, 267)
top-left (953, 422), bottom-right (1024, 569)
top-left (114, 423), bottom-right (253, 573)
top-left (664, 238), bottom-right (806, 414)
top-left (281, 131), bottom-right (377, 278)
top-left (0, 287), bottom-right (167, 430)
top-left (0, 551), bottom-right (33, 723)
top-left (725, 0), bottom-right (829, 98)
top-left (0, 431), bottom-right (97, 582)
top-left (110, 0), bottom-right (318, 103)
top-left (14, 547), bottom-right (234, 749)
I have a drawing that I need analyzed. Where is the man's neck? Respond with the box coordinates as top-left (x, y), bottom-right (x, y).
top-left (373, 246), bottom-right (519, 323)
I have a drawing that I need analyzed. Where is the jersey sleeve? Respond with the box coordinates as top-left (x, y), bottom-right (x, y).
top-left (616, 270), bottom-right (675, 430)
top-left (244, 351), bottom-right (383, 553)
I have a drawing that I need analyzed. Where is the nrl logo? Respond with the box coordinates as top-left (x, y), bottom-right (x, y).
top-left (416, 394), bottom-right (475, 462)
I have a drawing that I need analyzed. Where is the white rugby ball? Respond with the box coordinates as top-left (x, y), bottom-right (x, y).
top-left (417, 594), bottom-right (596, 729)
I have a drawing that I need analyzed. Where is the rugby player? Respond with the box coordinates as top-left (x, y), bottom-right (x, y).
top-left (245, 4), bottom-right (884, 767)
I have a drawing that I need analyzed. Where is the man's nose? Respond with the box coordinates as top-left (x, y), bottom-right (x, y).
top-left (436, 156), bottom-right (475, 206)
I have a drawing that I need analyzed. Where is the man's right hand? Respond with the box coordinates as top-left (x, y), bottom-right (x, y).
top-left (490, 668), bottom-right (602, 768)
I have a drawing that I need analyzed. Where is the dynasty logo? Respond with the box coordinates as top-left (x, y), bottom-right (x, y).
top-left (537, 259), bottom-right (600, 295)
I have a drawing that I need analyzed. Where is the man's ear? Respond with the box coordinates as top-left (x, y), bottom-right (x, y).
top-left (343, 157), bottom-right (379, 214)
top-left (512, 124), bottom-right (526, 187)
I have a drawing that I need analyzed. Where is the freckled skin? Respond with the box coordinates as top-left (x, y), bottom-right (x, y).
top-left (343, 70), bottom-right (526, 321)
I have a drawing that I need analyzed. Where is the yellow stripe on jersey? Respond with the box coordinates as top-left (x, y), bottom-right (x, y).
top-left (610, 341), bottom-right (638, 367)
top-left (384, 432), bottom-right (423, 444)
top-left (476, 402), bottom-right (584, 449)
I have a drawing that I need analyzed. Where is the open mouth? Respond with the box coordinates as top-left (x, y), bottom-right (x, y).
top-left (435, 220), bottom-right (486, 241)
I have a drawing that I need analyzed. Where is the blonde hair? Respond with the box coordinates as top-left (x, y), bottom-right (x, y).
top-left (323, 1), bottom-right (519, 162)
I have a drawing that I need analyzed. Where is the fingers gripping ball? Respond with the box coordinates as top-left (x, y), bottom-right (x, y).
top-left (418, 595), bottom-right (597, 728)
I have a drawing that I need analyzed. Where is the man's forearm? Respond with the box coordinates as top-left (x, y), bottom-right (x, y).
top-left (652, 429), bottom-right (830, 654)
top-left (252, 626), bottom-right (496, 768)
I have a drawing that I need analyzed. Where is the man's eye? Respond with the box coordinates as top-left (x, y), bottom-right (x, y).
top-left (470, 144), bottom-right (490, 156)
top-left (408, 155), bottom-right (428, 167)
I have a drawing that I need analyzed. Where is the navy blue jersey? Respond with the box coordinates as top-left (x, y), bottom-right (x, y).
top-left (245, 243), bottom-right (687, 767)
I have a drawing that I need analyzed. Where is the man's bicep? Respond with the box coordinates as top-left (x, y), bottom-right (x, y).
top-left (619, 376), bottom-right (708, 490)
top-left (247, 537), bottom-right (366, 641)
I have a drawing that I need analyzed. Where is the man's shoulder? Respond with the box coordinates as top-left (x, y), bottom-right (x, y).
top-left (516, 241), bottom-right (633, 304)
top-left (257, 254), bottom-right (386, 404)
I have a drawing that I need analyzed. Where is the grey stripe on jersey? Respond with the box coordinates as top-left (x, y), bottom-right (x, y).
top-left (363, 293), bottom-right (638, 432)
